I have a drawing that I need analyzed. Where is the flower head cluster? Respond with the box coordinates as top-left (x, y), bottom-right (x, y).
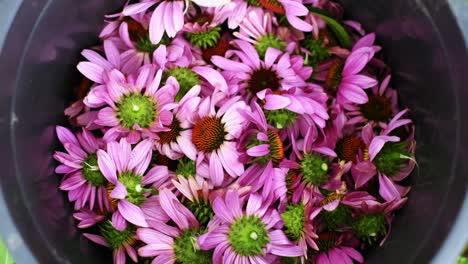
top-left (56, 0), bottom-right (416, 263)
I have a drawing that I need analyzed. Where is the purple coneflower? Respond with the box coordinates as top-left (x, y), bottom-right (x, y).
top-left (76, 209), bottom-right (139, 264)
top-left (317, 34), bottom-right (379, 105)
top-left (172, 175), bottom-right (215, 227)
top-left (54, 126), bottom-right (111, 211)
top-left (241, 102), bottom-right (286, 164)
top-left (83, 218), bottom-right (140, 264)
top-left (87, 67), bottom-right (178, 143)
top-left (153, 44), bottom-right (230, 99)
top-left (183, 7), bottom-right (228, 50)
top-left (198, 190), bottom-right (303, 263)
top-left (189, 95), bottom-right (249, 186)
top-left (291, 128), bottom-right (338, 190)
top-left (345, 75), bottom-right (400, 128)
top-left (310, 232), bottom-right (364, 264)
top-left (154, 84), bottom-right (201, 160)
top-left (280, 188), bottom-right (320, 259)
top-left (212, 39), bottom-right (307, 97)
top-left (122, 0), bottom-right (229, 45)
top-left (96, 138), bottom-right (170, 229)
top-left (234, 7), bottom-right (288, 58)
top-left (137, 188), bottom-right (212, 264)
top-left (351, 113), bottom-right (415, 202)
top-left (352, 198), bottom-right (407, 245)
top-left (255, 0), bottom-right (313, 32)
top-left (257, 85), bottom-right (329, 129)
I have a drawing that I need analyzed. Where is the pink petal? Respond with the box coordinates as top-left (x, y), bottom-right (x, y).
top-left (110, 182), bottom-right (128, 200)
top-left (77, 62), bottom-right (104, 84)
top-left (83, 233), bottom-right (109, 248)
top-left (247, 144), bottom-right (270, 157)
top-left (378, 174), bottom-right (401, 202)
top-left (112, 211), bottom-right (128, 231)
top-left (125, 244), bottom-right (138, 262)
top-left (149, 4), bottom-right (166, 44)
top-left (97, 150), bottom-right (117, 183)
top-left (263, 94), bottom-right (291, 110)
top-left (104, 39), bottom-right (120, 68)
top-left (197, 226), bottom-right (229, 250)
top-left (212, 197), bottom-right (235, 223)
top-left (113, 248), bottom-right (126, 264)
top-left (211, 56), bottom-right (252, 72)
top-left (56, 126), bottom-right (79, 145)
top-left (342, 247), bottom-right (364, 263)
top-left (210, 153), bottom-right (224, 186)
top-left (118, 200), bottom-right (149, 227)
top-left (159, 189), bottom-right (197, 230)
top-left (369, 136), bottom-right (400, 161)
top-left (128, 139), bottom-right (153, 175)
top-left (246, 193), bottom-right (262, 216)
top-left (343, 47), bottom-right (374, 76)
top-left (341, 74), bottom-right (377, 88)
top-left (142, 165), bottom-right (169, 185)
top-left (352, 161), bottom-right (377, 188)
top-left (264, 48), bottom-right (282, 68)
top-left (339, 83), bottom-right (369, 104)
top-left (123, 2), bottom-right (156, 16)
top-left (96, 107), bottom-right (119, 127)
top-left (323, 199), bottom-right (340, 211)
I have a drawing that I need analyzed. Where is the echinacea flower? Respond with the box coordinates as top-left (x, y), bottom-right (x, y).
top-left (320, 40), bottom-right (378, 105)
top-left (73, 208), bottom-right (106, 229)
top-left (351, 112), bottom-right (415, 202)
top-left (96, 138), bottom-right (170, 229)
top-left (154, 84), bottom-right (201, 160)
top-left (212, 40), bottom-right (307, 97)
top-left (83, 219), bottom-right (139, 264)
top-left (137, 188), bottom-right (212, 264)
top-left (309, 231), bottom-right (364, 264)
top-left (291, 128), bottom-right (338, 190)
top-left (315, 186), bottom-right (377, 232)
top-left (87, 67), bottom-right (178, 143)
top-left (116, 16), bottom-right (175, 73)
top-left (172, 175), bottom-right (215, 226)
top-left (54, 126), bottom-right (111, 211)
top-left (122, 1), bottom-right (186, 44)
top-left (280, 188), bottom-right (320, 259)
top-left (234, 7), bottom-right (287, 57)
top-left (345, 75), bottom-right (400, 128)
top-left (123, 0), bottom-right (230, 45)
top-left (189, 95), bottom-right (249, 186)
top-left (254, 0), bottom-right (313, 32)
top-left (198, 190), bottom-right (303, 263)
top-left (183, 7), bottom-right (228, 49)
top-left (352, 198), bottom-right (408, 245)
top-left (242, 102), bottom-right (286, 165)
top-left (153, 44), bottom-right (229, 99)
top-left (257, 85), bottom-right (329, 129)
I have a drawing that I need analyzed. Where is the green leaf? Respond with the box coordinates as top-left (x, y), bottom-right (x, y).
top-left (309, 7), bottom-right (352, 49)
top-left (0, 238), bottom-right (15, 264)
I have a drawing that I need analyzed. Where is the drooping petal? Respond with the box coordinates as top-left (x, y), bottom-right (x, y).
top-left (352, 161), bottom-right (377, 188)
top-left (378, 174), bottom-right (401, 202)
top-left (111, 211), bottom-right (128, 231)
top-left (118, 200), bottom-right (149, 227)
top-left (97, 150), bottom-right (117, 183)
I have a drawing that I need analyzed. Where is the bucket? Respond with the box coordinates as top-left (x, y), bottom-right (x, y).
top-left (0, 0), bottom-right (467, 263)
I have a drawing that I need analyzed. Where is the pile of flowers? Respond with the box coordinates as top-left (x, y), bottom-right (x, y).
top-left (55, 0), bottom-right (416, 263)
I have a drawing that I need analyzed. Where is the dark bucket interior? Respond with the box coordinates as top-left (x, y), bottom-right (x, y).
top-left (0, 0), bottom-right (467, 263)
